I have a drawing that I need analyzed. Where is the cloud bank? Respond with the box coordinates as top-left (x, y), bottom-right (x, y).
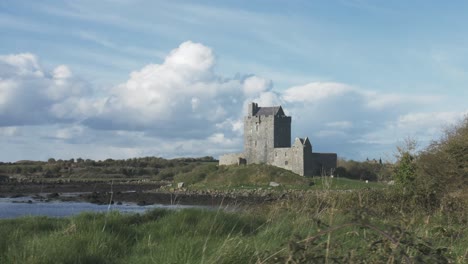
top-left (0, 41), bottom-right (466, 161)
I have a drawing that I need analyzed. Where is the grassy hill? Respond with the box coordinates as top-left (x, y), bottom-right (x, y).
top-left (174, 163), bottom-right (307, 187)
top-left (172, 163), bottom-right (384, 190)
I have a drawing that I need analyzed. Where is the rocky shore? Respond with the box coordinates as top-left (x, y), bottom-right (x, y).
top-left (0, 181), bottom-right (304, 207)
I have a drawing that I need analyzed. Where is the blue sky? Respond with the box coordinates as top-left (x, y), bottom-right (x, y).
top-left (0, 0), bottom-right (467, 162)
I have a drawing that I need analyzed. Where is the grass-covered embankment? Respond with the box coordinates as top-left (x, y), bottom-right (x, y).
top-left (1, 188), bottom-right (466, 263)
top-left (173, 163), bottom-right (385, 190)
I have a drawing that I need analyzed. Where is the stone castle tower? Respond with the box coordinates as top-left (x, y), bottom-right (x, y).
top-left (219, 102), bottom-right (337, 176)
top-left (244, 103), bottom-right (291, 164)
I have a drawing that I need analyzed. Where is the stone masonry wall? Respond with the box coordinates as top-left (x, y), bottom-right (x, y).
top-left (219, 153), bottom-right (245, 166)
top-left (271, 148), bottom-right (293, 172)
top-left (244, 115), bottom-right (275, 164)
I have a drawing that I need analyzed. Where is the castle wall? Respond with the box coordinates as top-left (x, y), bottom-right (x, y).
top-left (219, 153), bottom-right (245, 165)
top-left (271, 142), bottom-right (307, 176)
top-left (271, 148), bottom-right (293, 172)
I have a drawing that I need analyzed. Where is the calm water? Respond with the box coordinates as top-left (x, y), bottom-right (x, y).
top-left (0, 196), bottom-right (208, 219)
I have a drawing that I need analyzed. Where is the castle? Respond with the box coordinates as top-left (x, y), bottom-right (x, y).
top-left (219, 102), bottom-right (337, 176)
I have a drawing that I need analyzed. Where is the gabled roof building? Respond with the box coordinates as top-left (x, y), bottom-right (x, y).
top-left (219, 102), bottom-right (337, 176)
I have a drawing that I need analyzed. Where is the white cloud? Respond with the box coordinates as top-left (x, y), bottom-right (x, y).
top-left (55, 125), bottom-right (85, 140)
top-left (326, 121), bottom-right (352, 129)
top-left (283, 82), bottom-right (353, 103)
top-left (0, 126), bottom-right (19, 136)
top-left (242, 76), bottom-right (271, 96)
top-left (0, 53), bottom-right (91, 126)
top-left (364, 92), bottom-right (441, 110)
top-left (0, 53), bottom-right (44, 77)
top-left (349, 110), bottom-right (468, 155)
top-left (53, 65), bottom-right (72, 79)
top-left (397, 111), bottom-right (465, 127)
top-left (84, 41), bottom-right (272, 139)
top-left (396, 111), bottom-right (467, 136)
top-left (1, 41), bottom-right (465, 162)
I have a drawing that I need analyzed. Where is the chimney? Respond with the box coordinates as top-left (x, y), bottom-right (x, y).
top-left (247, 102), bottom-right (258, 116)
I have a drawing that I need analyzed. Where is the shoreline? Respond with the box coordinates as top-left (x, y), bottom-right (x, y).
top-left (0, 182), bottom-right (281, 207)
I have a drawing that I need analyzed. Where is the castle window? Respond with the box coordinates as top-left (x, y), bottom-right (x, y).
top-left (285, 161), bottom-right (288, 165)
top-left (285, 152), bottom-right (287, 157)
top-left (256, 125), bottom-right (258, 131)
top-left (254, 141), bottom-right (257, 147)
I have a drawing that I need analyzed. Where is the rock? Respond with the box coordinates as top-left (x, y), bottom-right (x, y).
top-left (177, 182), bottom-right (185, 188)
top-left (269, 181), bottom-right (280, 187)
top-left (47, 192), bottom-right (60, 198)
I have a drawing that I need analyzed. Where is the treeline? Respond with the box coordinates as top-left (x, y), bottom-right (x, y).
top-left (335, 158), bottom-right (393, 182)
top-left (0, 156), bottom-right (217, 180)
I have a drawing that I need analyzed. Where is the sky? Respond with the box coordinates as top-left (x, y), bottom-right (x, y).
top-left (0, 0), bottom-right (467, 162)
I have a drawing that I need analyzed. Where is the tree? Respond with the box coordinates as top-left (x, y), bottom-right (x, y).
top-left (416, 116), bottom-right (468, 194)
top-left (393, 138), bottom-right (417, 188)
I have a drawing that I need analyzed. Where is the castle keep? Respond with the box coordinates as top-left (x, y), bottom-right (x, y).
top-left (219, 102), bottom-right (337, 176)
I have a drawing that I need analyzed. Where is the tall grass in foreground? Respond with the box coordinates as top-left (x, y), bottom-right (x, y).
top-left (1, 186), bottom-right (466, 263)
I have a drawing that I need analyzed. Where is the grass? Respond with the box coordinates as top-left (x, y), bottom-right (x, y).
top-left (173, 163), bottom-right (385, 191)
top-left (1, 188), bottom-right (466, 263)
top-left (309, 176), bottom-right (386, 190)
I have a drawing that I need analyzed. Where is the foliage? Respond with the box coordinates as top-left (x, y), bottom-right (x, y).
top-left (394, 151), bottom-right (417, 186)
top-left (416, 117), bottom-right (468, 195)
top-left (336, 158), bottom-right (392, 181)
top-left (392, 138), bottom-right (418, 189)
top-left (0, 156), bottom-right (218, 181)
top-left (390, 117), bottom-right (468, 210)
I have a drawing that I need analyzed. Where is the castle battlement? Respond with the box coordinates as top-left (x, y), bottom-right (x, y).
top-left (219, 102), bottom-right (337, 176)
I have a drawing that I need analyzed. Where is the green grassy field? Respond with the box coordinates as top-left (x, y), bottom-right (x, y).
top-left (1, 188), bottom-right (466, 264)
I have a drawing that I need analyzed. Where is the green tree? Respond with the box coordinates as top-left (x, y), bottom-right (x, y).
top-left (393, 138), bottom-right (417, 188)
top-left (416, 116), bottom-right (468, 195)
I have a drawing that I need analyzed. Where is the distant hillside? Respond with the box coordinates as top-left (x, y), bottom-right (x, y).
top-left (0, 156), bottom-right (217, 182)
